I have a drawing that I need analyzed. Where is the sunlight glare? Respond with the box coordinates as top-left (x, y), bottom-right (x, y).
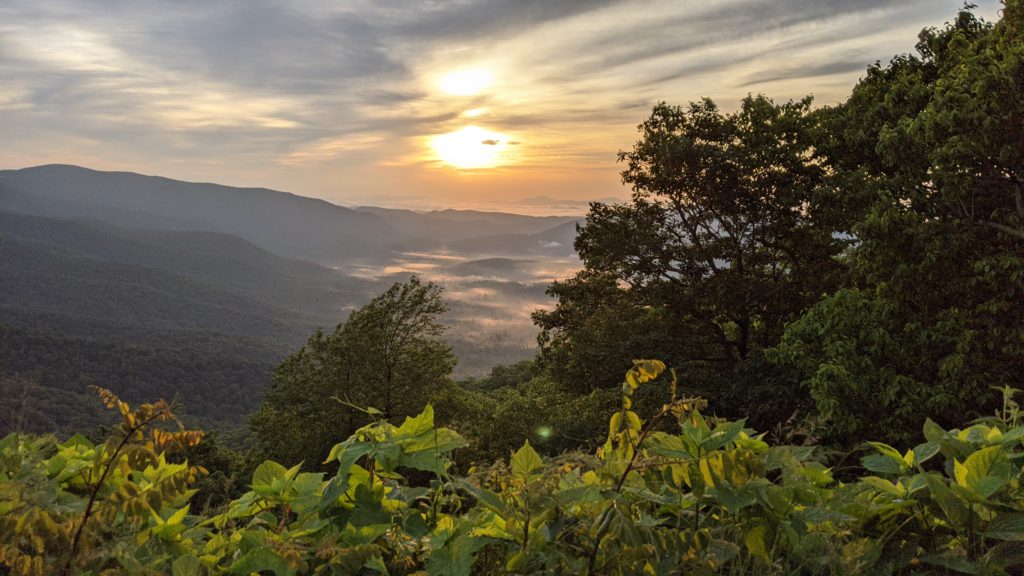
top-left (431, 126), bottom-right (509, 169)
top-left (439, 69), bottom-right (493, 96)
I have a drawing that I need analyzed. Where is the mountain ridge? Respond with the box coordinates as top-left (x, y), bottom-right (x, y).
top-left (1, 164), bottom-right (586, 262)
top-left (0, 164), bottom-right (401, 263)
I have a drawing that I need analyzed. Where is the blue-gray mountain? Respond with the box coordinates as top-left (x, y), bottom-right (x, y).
top-left (0, 165), bottom-right (583, 436)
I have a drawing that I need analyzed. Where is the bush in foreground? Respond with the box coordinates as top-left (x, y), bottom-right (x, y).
top-left (4, 363), bottom-right (1024, 575)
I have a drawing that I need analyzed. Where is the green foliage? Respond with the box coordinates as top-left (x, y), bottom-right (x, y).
top-left (772, 3), bottom-right (1024, 445)
top-left (770, 286), bottom-right (990, 447)
top-left (0, 387), bottom-right (203, 575)
top-left (12, 364), bottom-right (1024, 574)
top-left (7, 5), bottom-right (1024, 574)
top-left (434, 374), bottom-right (617, 466)
top-left (458, 360), bottom-right (538, 393)
top-left (251, 276), bottom-right (456, 469)
top-left (183, 431), bottom-right (250, 514)
top-left (0, 324), bottom-right (274, 436)
top-left (534, 271), bottom-right (677, 394)
top-left (534, 94), bottom-right (849, 430)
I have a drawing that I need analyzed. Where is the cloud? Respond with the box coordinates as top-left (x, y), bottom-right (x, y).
top-left (0, 0), bottom-right (1005, 205)
top-left (739, 60), bottom-right (875, 87)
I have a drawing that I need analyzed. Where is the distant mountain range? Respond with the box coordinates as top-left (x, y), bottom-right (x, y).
top-left (355, 205), bottom-right (577, 246)
top-left (0, 164), bottom-right (583, 262)
top-left (0, 164), bottom-right (588, 435)
top-left (446, 220), bottom-right (579, 257)
top-left (0, 164), bottom-right (399, 262)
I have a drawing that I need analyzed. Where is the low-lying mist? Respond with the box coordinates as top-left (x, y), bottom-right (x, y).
top-left (342, 250), bottom-right (581, 377)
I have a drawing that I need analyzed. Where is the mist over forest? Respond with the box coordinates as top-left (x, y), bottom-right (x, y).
top-left (0, 164), bottom-right (588, 435)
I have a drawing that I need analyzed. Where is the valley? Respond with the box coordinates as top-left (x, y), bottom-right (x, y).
top-left (0, 164), bottom-right (582, 435)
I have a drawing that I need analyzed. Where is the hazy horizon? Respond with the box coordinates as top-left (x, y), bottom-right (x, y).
top-left (0, 0), bottom-right (1003, 213)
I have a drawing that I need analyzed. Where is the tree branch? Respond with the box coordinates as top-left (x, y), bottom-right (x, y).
top-left (980, 220), bottom-right (1024, 241)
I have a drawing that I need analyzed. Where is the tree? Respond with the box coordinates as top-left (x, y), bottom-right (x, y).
top-left (251, 276), bottom-right (455, 467)
top-left (536, 95), bottom-right (847, 425)
top-left (772, 3), bottom-right (1024, 446)
top-left (534, 271), bottom-right (678, 394)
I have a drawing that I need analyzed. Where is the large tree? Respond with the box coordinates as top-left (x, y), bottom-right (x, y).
top-left (251, 276), bottom-right (455, 467)
top-left (536, 95), bottom-right (847, 424)
top-left (772, 3), bottom-right (1024, 446)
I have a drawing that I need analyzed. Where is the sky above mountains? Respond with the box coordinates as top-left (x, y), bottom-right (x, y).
top-left (0, 0), bottom-right (1003, 212)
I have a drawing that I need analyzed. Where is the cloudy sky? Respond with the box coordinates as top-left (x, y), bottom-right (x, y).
top-left (0, 0), bottom-right (1003, 212)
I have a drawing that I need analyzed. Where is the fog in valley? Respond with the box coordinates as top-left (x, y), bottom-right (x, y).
top-left (347, 250), bottom-right (582, 376)
top-left (0, 165), bottom-right (585, 431)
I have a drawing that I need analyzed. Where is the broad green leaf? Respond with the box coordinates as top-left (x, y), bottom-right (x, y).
top-left (842, 539), bottom-right (882, 571)
top-left (511, 441), bottom-right (544, 479)
top-left (165, 505), bottom-right (189, 525)
top-left (364, 555), bottom-right (389, 574)
top-left (646, 433), bottom-right (694, 460)
top-left (985, 541), bottom-right (1024, 566)
top-left (765, 446), bottom-right (815, 471)
top-left (228, 547), bottom-right (296, 576)
top-left (470, 523), bottom-right (518, 542)
top-left (862, 454), bottom-right (905, 475)
top-left (701, 419), bottom-right (746, 453)
top-left (401, 428), bottom-right (468, 453)
top-left (324, 442), bottom-right (374, 492)
top-left (860, 476), bottom-right (905, 498)
top-left (708, 483), bottom-right (756, 511)
top-left (252, 460), bottom-right (288, 492)
top-left (925, 474), bottom-right (970, 527)
top-left (171, 554), bottom-right (201, 576)
top-left (954, 445), bottom-right (1007, 497)
top-left (396, 404), bottom-right (436, 439)
top-left (427, 532), bottom-right (488, 576)
top-left (912, 441), bottom-right (941, 465)
top-left (985, 512), bottom-right (1024, 541)
top-left (923, 418), bottom-right (946, 443)
top-left (1000, 426), bottom-right (1024, 444)
top-left (459, 480), bottom-right (505, 515)
top-left (706, 538), bottom-right (740, 563)
top-left (506, 550), bottom-right (528, 572)
top-left (745, 525), bottom-right (769, 563)
top-left (921, 553), bottom-right (981, 574)
top-left (798, 507), bottom-right (855, 524)
top-left (799, 462), bottom-right (834, 487)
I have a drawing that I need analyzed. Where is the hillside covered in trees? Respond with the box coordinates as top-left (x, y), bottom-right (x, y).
top-left (0, 174), bottom-right (578, 435)
top-left (2, 2), bottom-right (1023, 574)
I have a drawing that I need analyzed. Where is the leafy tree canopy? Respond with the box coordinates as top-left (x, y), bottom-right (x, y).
top-left (772, 2), bottom-right (1024, 446)
top-left (251, 276), bottom-right (455, 468)
top-left (536, 95), bottom-right (848, 426)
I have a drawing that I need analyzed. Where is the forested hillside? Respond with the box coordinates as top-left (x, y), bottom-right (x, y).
top-left (0, 181), bottom-right (578, 435)
top-left (0, 209), bottom-right (379, 435)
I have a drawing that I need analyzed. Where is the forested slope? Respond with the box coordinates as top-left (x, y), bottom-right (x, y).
top-left (0, 210), bottom-right (374, 435)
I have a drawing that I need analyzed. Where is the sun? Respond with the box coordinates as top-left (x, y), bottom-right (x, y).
top-left (431, 126), bottom-right (510, 169)
top-left (438, 69), bottom-right (493, 96)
